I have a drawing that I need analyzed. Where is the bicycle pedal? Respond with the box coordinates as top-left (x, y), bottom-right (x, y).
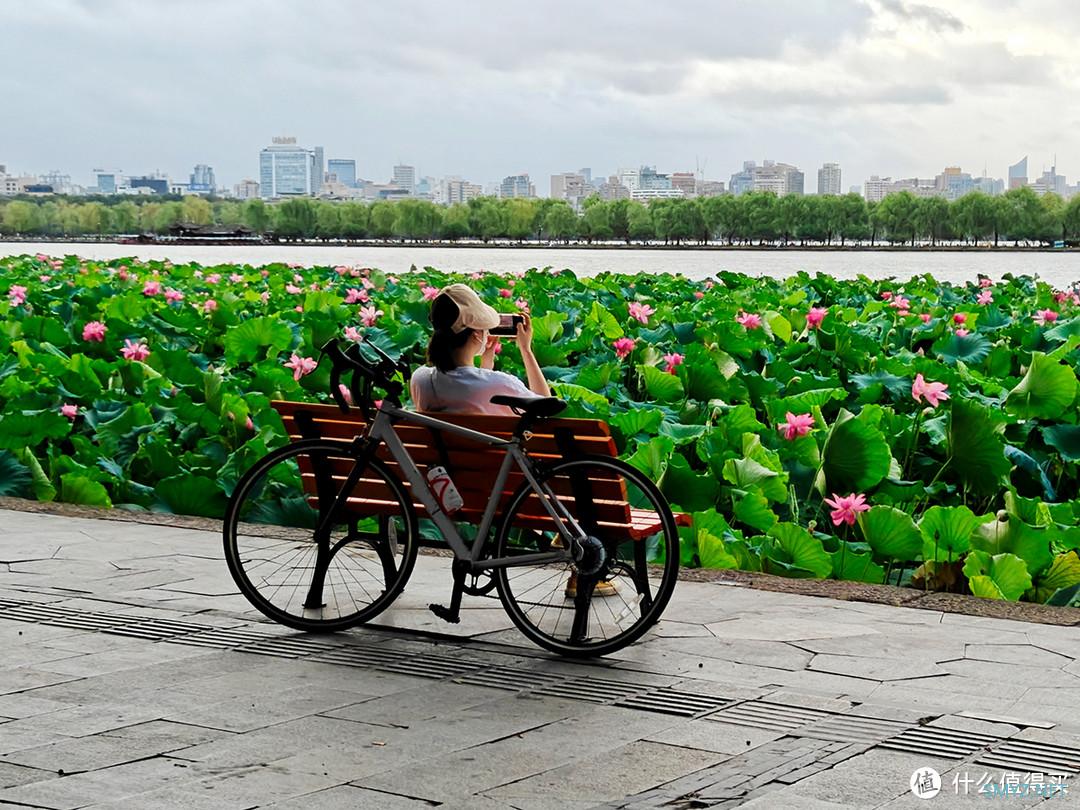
top-left (428, 603), bottom-right (461, 624)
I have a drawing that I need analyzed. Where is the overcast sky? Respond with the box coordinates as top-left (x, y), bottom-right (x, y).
top-left (3, 0), bottom-right (1078, 193)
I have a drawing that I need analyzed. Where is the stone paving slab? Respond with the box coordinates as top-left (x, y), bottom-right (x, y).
top-left (4, 508), bottom-right (1080, 807)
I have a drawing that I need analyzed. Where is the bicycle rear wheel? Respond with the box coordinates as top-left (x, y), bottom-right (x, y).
top-left (223, 439), bottom-right (419, 632)
top-left (493, 455), bottom-right (679, 657)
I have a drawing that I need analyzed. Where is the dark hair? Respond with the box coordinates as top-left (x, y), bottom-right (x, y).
top-left (427, 293), bottom-right (474, 373)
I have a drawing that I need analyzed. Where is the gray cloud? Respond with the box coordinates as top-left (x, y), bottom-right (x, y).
top-left (878, 0), bottom-right (966, 32)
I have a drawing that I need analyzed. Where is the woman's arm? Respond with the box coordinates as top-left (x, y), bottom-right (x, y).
top-left (516, 311), bottom-right (551, 397)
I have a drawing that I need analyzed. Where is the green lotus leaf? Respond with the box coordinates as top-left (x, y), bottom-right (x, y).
top-left (962, 550), bottom-right (1031, 601)
top-left (609, 408), bottom-right (664, 447)
top-left (723, 456), bottom-right (787, 503)
top-left (658, 422), bottom-right (707, 446)
top-left (638, 364), bottom-right (684, 403)
top-left (932, 332), bottom-right (991, 365)
top-left (1031, 551), bottom-right (1080, 604)
top-left (223, 316), bottom-right (294, 365)
top-left (763, 521), bottom-right (832, 579)
top-left (585, 301), bottom-right (623, 340)
top-left (1042, 425), bottom-right (1080, 462)
top-left (661, 455), bottom-right (720, 512)
top-left (0, 450), bottom-right (33, 497)
top-left (625, 435), bottom-right (674, 482)
top-left (973, 513), bottom-right (1054, 575)
top-left (154, 473), bottom-right (228, 518)
top-left (767, 388), bottom-right (846, 423)
top-left (733, 489), bottom-right (778, 532)
top-left (919, 505), bottom-right (987, 561)
top-left (815, 408), bottom-right (893, 496)
top-left (1005, 352), bottom-right (1078, 419)
top-left (831, 546), bottom-right (886, 583)
top-left (59, 473), bottom-right (112, 508)
top-left (858, 505), bottom-right (922, 561)
top-left (0, 410), bottom-right (72, 450)
top-left (698, 529), bottom-right (739, 569)
top-left (947, 398), bottom-right (1010, 497)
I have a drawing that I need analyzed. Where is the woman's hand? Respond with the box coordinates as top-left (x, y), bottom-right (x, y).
top-left (479, 333), bottom-right (499, 369)
top-left (515, 308), bottom-right (535, 354)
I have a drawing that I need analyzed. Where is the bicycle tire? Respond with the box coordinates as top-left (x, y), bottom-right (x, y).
top-left (223, 438), bottom-right (419, 633)
top-left (493, 454), bottom-right (679, 657)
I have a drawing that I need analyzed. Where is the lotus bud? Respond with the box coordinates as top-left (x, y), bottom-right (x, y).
top-left (996, 510), bottom-right (1008, 522)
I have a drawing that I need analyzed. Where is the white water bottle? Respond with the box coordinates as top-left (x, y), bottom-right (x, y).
top-left (426, 466), bottom-right (464, 514)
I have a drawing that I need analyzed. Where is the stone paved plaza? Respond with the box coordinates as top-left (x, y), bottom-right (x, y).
top-left (2, 508), bottom-right (1080, 808)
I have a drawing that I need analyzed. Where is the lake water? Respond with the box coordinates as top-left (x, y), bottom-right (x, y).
top-left (3, 241), bottom-right (1079, 286)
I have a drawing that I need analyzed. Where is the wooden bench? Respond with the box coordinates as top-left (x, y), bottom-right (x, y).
top-left (270, 400), bottom-right (690, 540)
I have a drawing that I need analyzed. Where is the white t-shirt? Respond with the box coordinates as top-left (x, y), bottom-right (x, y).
top-left (410, 365), bottom-right (542, 416)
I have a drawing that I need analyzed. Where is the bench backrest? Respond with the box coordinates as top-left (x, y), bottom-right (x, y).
top-left (270, 400), bottom-right (636, 533)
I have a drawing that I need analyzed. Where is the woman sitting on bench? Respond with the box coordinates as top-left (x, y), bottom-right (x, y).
top-left (410, 283), bottom-right (618, 598)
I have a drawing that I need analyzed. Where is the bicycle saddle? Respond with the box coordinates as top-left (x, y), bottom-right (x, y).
top-left (490, 395), bottom-right (567, 419)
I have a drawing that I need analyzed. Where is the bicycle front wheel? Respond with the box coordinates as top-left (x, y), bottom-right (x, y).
top-left (493, 455), bottom-right (680, 657)
top-left (223, 439), bottom-right (419, 632)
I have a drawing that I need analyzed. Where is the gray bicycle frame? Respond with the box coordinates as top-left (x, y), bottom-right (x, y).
top-left (366, 403), bottom-right (585, 571)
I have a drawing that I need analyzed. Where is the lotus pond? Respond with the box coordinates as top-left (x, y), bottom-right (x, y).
top-left (3, 253), bottom-right (1080, 607)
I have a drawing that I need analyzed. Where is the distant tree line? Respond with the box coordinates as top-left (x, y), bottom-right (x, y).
top-left (2, 187), bottom-right (1080, 246)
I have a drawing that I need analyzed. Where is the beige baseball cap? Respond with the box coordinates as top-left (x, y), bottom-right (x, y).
top-left (436, 284), bottom-right (500, 333)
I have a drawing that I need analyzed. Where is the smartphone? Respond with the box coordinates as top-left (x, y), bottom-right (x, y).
top-left (489, 313), bottom-right (523, 336)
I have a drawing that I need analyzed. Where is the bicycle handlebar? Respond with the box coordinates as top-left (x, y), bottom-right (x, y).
top-left (320, 336), bottom-right (410, 416)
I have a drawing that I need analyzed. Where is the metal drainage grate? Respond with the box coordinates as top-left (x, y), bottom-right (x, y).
top-left (170, 626), bottom-right (280, 650)
top-left (534, 676), bottom-right (651, 704)
top-left (104, 617), bottom-right (219, 641)
top-left (793, 715), bottom-right (912, 745)
top-left (879, 726), bottom-right (1001, 760)
top-left (236, 636), bottom-right (346, 659)
top-left (0, 602), bottom-right (128, 632)
top-left (453, 665), bottom-right (568, 692)
top-left (708, 700), bottom-right (832, 733)
top-left (978, 740), bottom-right (1080, 775)
top-left (310, 645), bottom-right (484, 679)
top-left (615, 688), bottom-right (732, 718)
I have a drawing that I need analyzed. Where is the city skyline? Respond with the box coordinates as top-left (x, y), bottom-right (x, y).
top-left (5, 1), bottom-right (1080, 194)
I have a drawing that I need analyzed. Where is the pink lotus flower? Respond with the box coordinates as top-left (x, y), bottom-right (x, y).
top-left (338, 383), bottom-right (353, 405)
top-left (229, 273), bottom-right (244, 283)
top-left (912, 373), bottom-right (949, 408)
top-left (694, 291), bottom-right (705, 300)
top-left (662, 352), bottom-right (684, 374)
top-left (285, 283), bottom-right (302, 295)
top-left (888, 296), bottom-right (911, 311)
top-left (824, 492), bottom-right (870, 526)
top-left (343, 326), bottom-right (362, 342)
top-left (628, 301), bottom-right (655, 325)
top-left (469, 272), bottom-right (483, 280)
top-left (806, 307), bottom-right (827, 329)
top-left (35, 253), bottom-right (49, 261)
top-left (613, 337), bottom-right (636, 360)
top-left (164, 289), bottom-right (184, 303)
top-left (260, 269), bottom-right (270, 278)
top-left (979, 277), bottom-right (993, 288)
top-left (260, 291), bottom-right (270, 304)
top-left (492, 341), bottom-right (503, 355)
top-left (361, 277), bottom-right (374, 289)
top-left (704, 280), bottom-right (715, 290)
top-left (953, 313), bottom-right (966, 325)
top-left (8, 285), bottom-right (27, 306)
top-left (736, 311), bottom-right (762, 330)
top-left (422, 285), bottom-right (440, 301)
top-left (779, 412), bottom-right (815, 441)
top-left (360, 305), bottom-right (384, 327)
top-left (193, 270), bottom-right (203, 279)
top-left (203, 299), bottom-right (218, 313)
top-left (388, 276), bottom-right (399, 285)
top-left (1034, 309), bottom-right (1059, 326)
top-left (284, 353), bottom-right (317, 381)
top-left (919, 313), bottom-right (932, 324)
top-left (60, 404), bottom-right (78, 421)
top-left (498, 288), bottom-right (512, 298)
top-left (245, 416), bottom-right (254, 431)
top-left (955, 328), bottom-right (969, 337)
top-left (508, 278), bottom-right (517, 287)
top-left (39, 274), bottom-right (51, 282)
top-left (121, 339), bottom-right (150, 362)
top-left (293, 273), bottom-right (303, 283)
top-left (881, 291), bottom-right (893, 301)
top-left (82, 321), bottom-right (107, 342)
top-left (334, 266), bottom-right (348, 276)
top-left (345, 288), bottom-right (369, 304)
top-left (118, 268), bottom-right (131, 281)
top-left (294, 305), bottom-right (304, 313)
top-left (515, 298), bottom-right (529, 310)
top-left (205, 273), bottom-right (221, 285)
top-left (976, 290), bottom-right (993, 305)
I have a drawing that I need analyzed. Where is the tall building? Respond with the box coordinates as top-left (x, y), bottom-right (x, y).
top-left (550, 172), bottom-right (588, 204)
top-left (617, 167), bottom-right (640, 192)
top-left (189, 164), bottom-right (215, 194)
top-left (233, 179), bottom-right (260, 199)
top-left (599, 176), bottom-right (631, 201)
top-left (392, 164), bottom-right (415, 195)
top-left (259, 137), bottom-right (323, 198)
top-left (578, 168), bottom-right (592, 185)
top-left (93, 169), bottom-right (120, 194)
top-left (441, 177), bottom-right (481, 205)
top-left (1032, 163), bottom-right (1067, 196)
top-left (312, 147), bottom-right (324, 195)
top-left (749, 161), bottom-right (803, 196)
top-left (973, 176), bottom-right (1004, 195)
top-left (698, 180), bottom-right (726, 197)
top-left (817, 163), bottom-right (842, 195)
top-left (326, 159), bottom-right (356, 187)
top-left (129, 175), bottom-right (169, 194)
top-left (670, 172), bottom-right (697, 196)
top-left (638, 166), bottom-right (672, 190)
top-left (864, 175), bottom-right (937, 202)
top-left (499, 174), bottom-right (535, 198)
top-left (863, 176), bottom-right (894, 203)
top-left (935, 166), bottom-right (974, 201)
top-left (729, 161), bottom-right (756, 195)
top-left (1008, 156), bottom-right (1028, 189)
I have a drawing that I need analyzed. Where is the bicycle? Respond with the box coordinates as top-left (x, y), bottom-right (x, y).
top-left (222, 336), bottom-right (680, 657)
